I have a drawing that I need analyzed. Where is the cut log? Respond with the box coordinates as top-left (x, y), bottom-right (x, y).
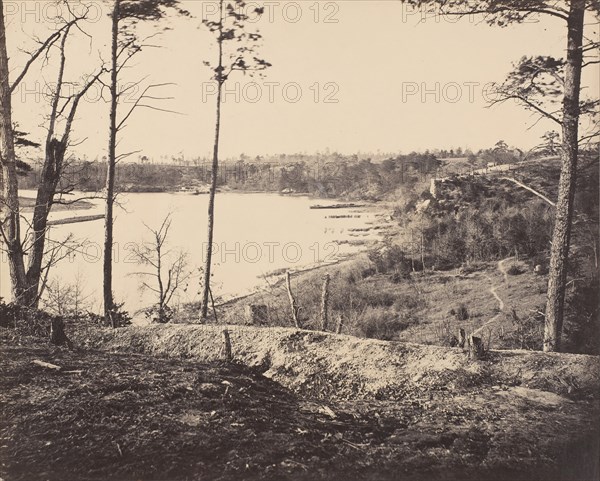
top-left (32, 360), bottom-right (62, 371)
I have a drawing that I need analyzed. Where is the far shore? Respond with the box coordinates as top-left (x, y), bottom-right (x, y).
top-left (18, 196), bottom-right (95, 213)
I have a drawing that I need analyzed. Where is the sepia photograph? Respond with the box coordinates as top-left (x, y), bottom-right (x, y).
top-left (0, 1), bottom-right (599, 480)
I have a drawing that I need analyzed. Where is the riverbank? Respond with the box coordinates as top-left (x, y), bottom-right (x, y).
top-left (192, 203), bottom-right (396, 316)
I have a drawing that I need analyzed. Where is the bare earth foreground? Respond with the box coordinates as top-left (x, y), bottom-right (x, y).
top-left (1, 325), bottom-right (599, 481)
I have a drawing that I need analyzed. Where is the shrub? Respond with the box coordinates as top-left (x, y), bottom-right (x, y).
top-left (0, 298), bottom-right (56, 338)
top-left (449, 303), bottom-right (469, 321)
top-left (354, 307), bottom-right (412, 340)
top-left (144, 305), bottom-right (174, 324)
top-left (360, 267), bottom-right (376, 279)
top-left (506, 264), bottom-right (524, 276)
top-left (368, 244), bottom-right (409, 275)
top-left (564, 279), bottom-right (600, 355)
top-left (498, 308), bottom-right (543, 351)
top-left (105, 302), bottom-right (132, 328)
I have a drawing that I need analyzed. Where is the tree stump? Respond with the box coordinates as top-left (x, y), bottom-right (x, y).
top-left (468, 335), bottom-right (484, 360)
top-left (335, 313), bottom-right (344, 335)
top-left (458, 328), bottom-right (466, 349)
top-left (221, 329), bottom-right (232, 361)
top-left (50, 318), bottom-right (73, 349)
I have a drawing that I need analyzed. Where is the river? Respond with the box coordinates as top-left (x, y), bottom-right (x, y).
top-left (0, 192), bottom-right (385, 319)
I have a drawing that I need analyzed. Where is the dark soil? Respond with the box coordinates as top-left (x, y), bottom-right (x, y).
top-left (1, 333), bottom-right (599, 481)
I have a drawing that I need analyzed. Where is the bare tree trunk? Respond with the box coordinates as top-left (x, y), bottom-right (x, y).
top-left (104, 0), bottom-right (120, 327)
top-left (201, 0), bottom-right (224, 321)
top-left (24, 26), bottom-right (70, 307)
top-left (286, 271), bottom-right (301, 328)
top-left (209, 286), bottom-right (218, 322)
top-left (544, 0), bottom-right (585, 352)
top-left (320, 273), bottom-right (330, 331)
top-left (0, 6), bottom-right (27, 303)
top-left (23, 141), bottom-right (66, 307)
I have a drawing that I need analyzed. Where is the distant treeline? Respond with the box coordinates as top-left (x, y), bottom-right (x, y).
top-left (19, 152), bottom-right (442, 200)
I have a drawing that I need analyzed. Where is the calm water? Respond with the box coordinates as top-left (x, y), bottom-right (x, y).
top-left (1, 192), bottom-right (383, 319)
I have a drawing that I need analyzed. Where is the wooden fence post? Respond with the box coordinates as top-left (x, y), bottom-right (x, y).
top-left (286, 271), bottom-right (301, 329)
top-left (221, 329), bottom-right (232, 361)
top-left (321, 274), bottom-right (330, 331)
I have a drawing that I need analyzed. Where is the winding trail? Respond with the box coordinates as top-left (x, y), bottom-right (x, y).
top-left (472, 257), bottom-right (513, 336)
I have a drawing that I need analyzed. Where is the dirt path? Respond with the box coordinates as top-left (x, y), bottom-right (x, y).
top-left (472, 258), bottom-right (513, 336)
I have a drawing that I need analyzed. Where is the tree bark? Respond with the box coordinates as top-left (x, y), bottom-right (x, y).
top-left (104, 0), bottom-right (120, 327)
top-left (201, 0), bottom-right (224, 321)
top-left (0, 5), bottom-right (28, 303)
top-left (543, 0), bottom-right (585, 352)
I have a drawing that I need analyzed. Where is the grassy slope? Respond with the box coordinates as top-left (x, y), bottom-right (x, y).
top-left (2, 328), bottom-right (599, 481)
top-left (218, 253), bottom-right (547, 349)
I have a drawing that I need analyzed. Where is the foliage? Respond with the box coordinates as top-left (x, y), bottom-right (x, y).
top-left (353, 307), bottom-right (413, 341)
top-left (0, 298), bottom-right (57, 338)
top-left (368, 244), bottom-right (412, 275)
top-left (409, 180), bottom-right (555, 269)
top-left (18, 151), bottom-right (442, 200)
top-left (144, 305), bottom-right (175, 324)
top-left (105, 302), bottom-right (132, 328)
top-left (498, 308), bottom-right (544, 351)
top-left (563, 279), bottom-right (600, 355)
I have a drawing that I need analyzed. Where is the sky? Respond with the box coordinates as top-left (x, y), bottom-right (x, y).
top-left (4, 0), bottom-right (599, 161)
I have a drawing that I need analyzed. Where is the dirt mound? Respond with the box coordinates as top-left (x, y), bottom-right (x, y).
top-left (4, 329), bottom-right (599, 481)
top-left (79, 325), bottom-right (600, 401)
